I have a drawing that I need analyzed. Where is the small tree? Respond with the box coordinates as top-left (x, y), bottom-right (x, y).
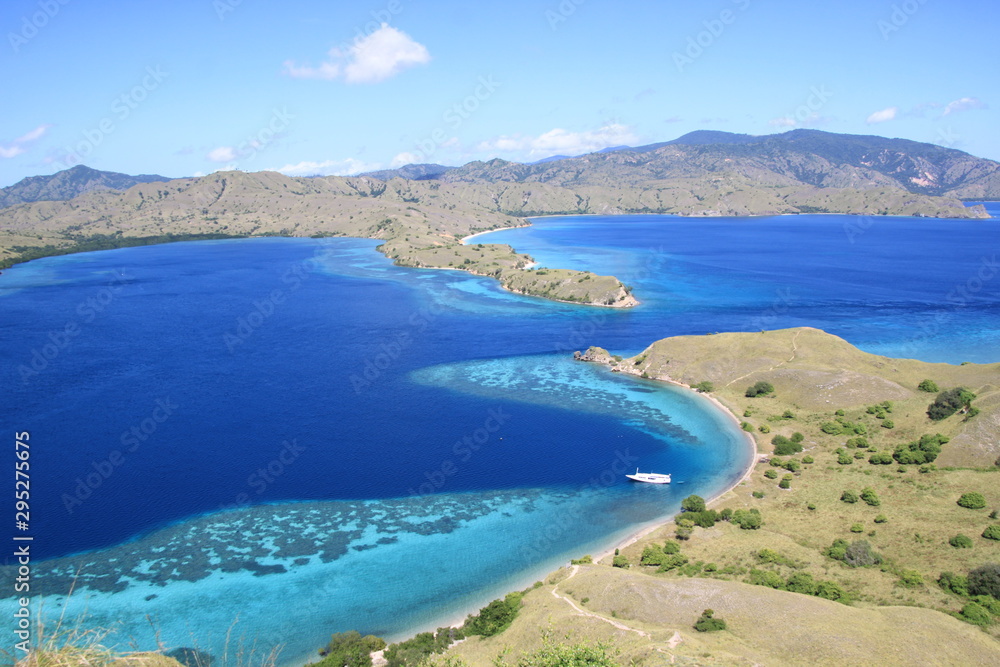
top-left (918, 379), bottom-right (939, 392)
top-left (939, 571), bottom-right (970, 597)
top-left (983, 525), bottom-right (1000, 541)
top-left (843, 540), bottom-right (881, 568)
top-left (928, 387), bottom-right (976, 420)
top-left (841, 490), bottom-right (859, 504)
top-left (693, 609), bottom-right (726, 632)
top-left (960, 602), bottom-right (992, 626)
top-left (860, 487), bottom-right (881, 506)
top-left (745, 381), bottom-right (774, 398)
top-left (968, 563), bottom-right (1000, 598)
top-left (958, 493), bottom-right (987, 509)
top-left (949, 534), bottom-right (974, 548)
top-left (681, 495), bottom-right (707, 513)
top-left (692, 381), bottom-right (714, 393)
top-left (612, 554), bottom-right (630, 568)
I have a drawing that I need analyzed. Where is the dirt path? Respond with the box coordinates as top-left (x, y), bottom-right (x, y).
top-left (724, 329), bottom-right (801, 388)
top-left (550, 565), bottom-right (653, 638)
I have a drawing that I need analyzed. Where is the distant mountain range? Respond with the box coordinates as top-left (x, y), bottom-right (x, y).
top-left (361, 129), bottom-right (1000, 200)
top-left (0, 165), bottom-right (168, 209)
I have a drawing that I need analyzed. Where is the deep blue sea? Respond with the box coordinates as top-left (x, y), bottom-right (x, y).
top-left (1, 211), bottom-right (998, 665)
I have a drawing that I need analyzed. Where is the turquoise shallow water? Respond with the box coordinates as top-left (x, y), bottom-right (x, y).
top-left (2, 212), bottom-right (997, 664)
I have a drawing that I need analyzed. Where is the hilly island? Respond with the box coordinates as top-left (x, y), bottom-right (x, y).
top-left (1, 130), bottom-right (995, 308)
top-left (4, 130), bottom-right (1000, 667)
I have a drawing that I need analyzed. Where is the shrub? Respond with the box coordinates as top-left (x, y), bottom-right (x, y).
top-left (928, 387), bottom-right (976, 420)
top-left (745, 381), bottom-right (774, 398)
top-left (939, 571), bottom-right (970, 597)
top-left (950, 534), bottom-right (974, 548)
top-left (881, 420), bottom-right (894, 429)
top-left (782, 410), bottom-right (795, 419)
top-left (835, 409), bottom-right (846, 416)
top-left (874, 514), bottom-right (888, 523)
top-left (656, 554), bottom-right (689, 572)
top-left (752, 490), bottom-right (764, 499)
top-left (764, 469), bottom-right (777, 479)
top-left (318, 631), bottom-right (387, 667)
top-left (807, 502), bottom-right (817, 510)
top-left (983, 525), bottom-right (1000, 541)
top-left (747, 569), bottom-right (785, 589)
top-left (772, 435), bottom-right (803, 456)
top-left (815, 580), bottom-right (847, 601)
top-left (869, 452), bottom-right (893, 465)
top-left (688, 510), bottom-right (719, 528)
top-left (968, 563), bottom-right (1000, 599)
top-left (741, 422), bottom-right (753, 432)
top-left (743, 408), bottom-right (754, 417)
top-left (918, 379), bottom-right (939, 392)
top-left (841, 490), bottom-right (858, 504)
top-left (464, 592), bottom-right (523, 637)
top-left (837, 451), bottom-right (853, 465)
top-left (692, 381), bottom-right (714, 393)
top-left (829, 539), bottom-right (881, 568)
top-left (640, 545), bottom-right (668, 566)
top-left (897, 569), bottom-right (923, 588)
top-left (733, 509), bottom-right (762, 529)
top-left (757, 548), bottom-right (794, 566)
top-left (850, 523), bottom-right (864, 533)
top-left (612, 555), bottom-right (629, 568)
top-left (681, 495), bottom-right (707, 513)
top-left (958, 493), bottom-right (987, 509)
top-left (783, 459), bottom-right (801, 472)
top-left (784, 572), bottom-right (817, 595)
top-left (847, 436), bottom-right (869, 449)
top-left (693, 609), bottom-right (726, 632)
top-left (779, 478), bottom-right (791, 489)
top-left (791, 432), bottom-right (804, 443)
top-left (894, 433), bottom-right (949, 465)
top-left (820, 422), bottom-right (843, 435)
top-left (758, 424), bottom-right (771, 433)
top-left (860, 488), bottom-right (881, 506)
top-left (718, 508), bottom-right (733, 521)
top-left (960, 602), bottom-right (992, 626)
top-left (803, 455), bottom-right (814, 464)
top-left (663, 541), bottom-right (681, 554)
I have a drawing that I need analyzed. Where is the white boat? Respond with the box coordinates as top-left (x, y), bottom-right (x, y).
top-left (626, 468), bottom-right (671, 484)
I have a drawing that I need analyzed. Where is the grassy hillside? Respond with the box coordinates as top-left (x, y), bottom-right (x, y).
top-left (434, 328), bottom-right (1000, 665)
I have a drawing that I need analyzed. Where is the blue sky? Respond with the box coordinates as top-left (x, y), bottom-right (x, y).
top-left (1, 0), bottom-right (997, 186)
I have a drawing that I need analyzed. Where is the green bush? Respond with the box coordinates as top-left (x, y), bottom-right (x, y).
top-left (693, 609), bottom-right (726, 632)
top-left (894, 433), bottom-right (949, 465)
top-left (850, 523), bottom-right (864, 533)
top-left (881, 420), bottom-right (894, 429)
top-left (874, 514), bottom-right (888, 524)
top-left (681, 495), bottom-right (707, 513)
top-left (841, 490), bottom-right (858, 504)
top-left (764, 469), bottom-right (777, 479)
top-left (950, 534), bottom-right (974, 548)
top-left (968, 563), bottom-right (1000, 598)
top-left (928, 387), bottom-right (976, 420)
top-left (807, 502), bottom-right (817, 510)
top-left (745, 381), bottom-right (774, 398)
top-left (314, 631), bottom-right (386, 667)
top-left (741, 421), bottom-right (753, 432)
top-left (897, 569), bottom-right (923, 588)
top-left (747, 569), bottom-right (785, 589)
top-left (692, 381), bottom-right (714, 393)
top-left (918, 379), bottom-right (939, 392)
top-left (506, 640), bottom-right (620, 667)
top-left (835, 409), bottom-right (845, 416)
top-left (939, 571), bottom-right (969, 597)
top-left (847, 436), bottom-right (869, 448)
top-left (868, 452), bottom-right (893, 465)
top-left (791, 432), bottom-right (804, 443)
top-left (820, 422), bottom-right (843, 435)
top-left (733, 508), bottom-right (762, 529)
top-left (960, 602), bottom-right (992, 626)
top-left (983, 525), bottom-right (1000, 541)
top-left (958, 492), bottom-right (987, 509)
top-left (815, 580), bottom-right (847, 601)
top-left (752, 490), bottom-right (765, 499)
top-left (612, 554), bottom-right (629, 568)
top-left (783, 459), bottom-right (801, 472)
top-left (640, 545), bottom-right (668, 566)
top-left (757, 548), bottom-right (795, 566)
top-left (784, 572), bottom-right (817, 595)
top-left (837, 450), bottom-right (853, 465)
top-left (656, 554), bottom-right (689, 572)
top-left (772, 435), bottom-right (803, 456)
top-left (758, 424), bottom-right (771, 433)
top-left (779, 478), bottom-right (791, 489)
top-left (782, 410), bottom-right (795, 419)
top-left (860, 487), bottom-right (881, 506)
top-left (464, 592), bottom-right (523, 637)
top-left (662, 541), bottom-right (681, 554)
top-left (803, 455), bottom-right (814, 464)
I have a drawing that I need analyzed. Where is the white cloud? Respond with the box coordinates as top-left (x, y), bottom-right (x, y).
top-left (1, 123), bottom-right (51, 159)
top-left (207, 146), bottom-right (238, 163)
top-left (768, 117), bottom-right (797, 127)
top-left (283, 24), bottom-right (430, 84)
top-left (271, 158), bottom-right (377, 177)
top-left (866, 107), bottom-right (898, 124)
top-left (477, 123), bottom-right (640, 159)
top-left (943, 97), bottom-right (987, 116)
top-left (391, 152), bottom-right (422, 167)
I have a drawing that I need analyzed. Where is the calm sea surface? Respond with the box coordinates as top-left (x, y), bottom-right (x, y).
top-left (1, 212), bottom-right (997, 664)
